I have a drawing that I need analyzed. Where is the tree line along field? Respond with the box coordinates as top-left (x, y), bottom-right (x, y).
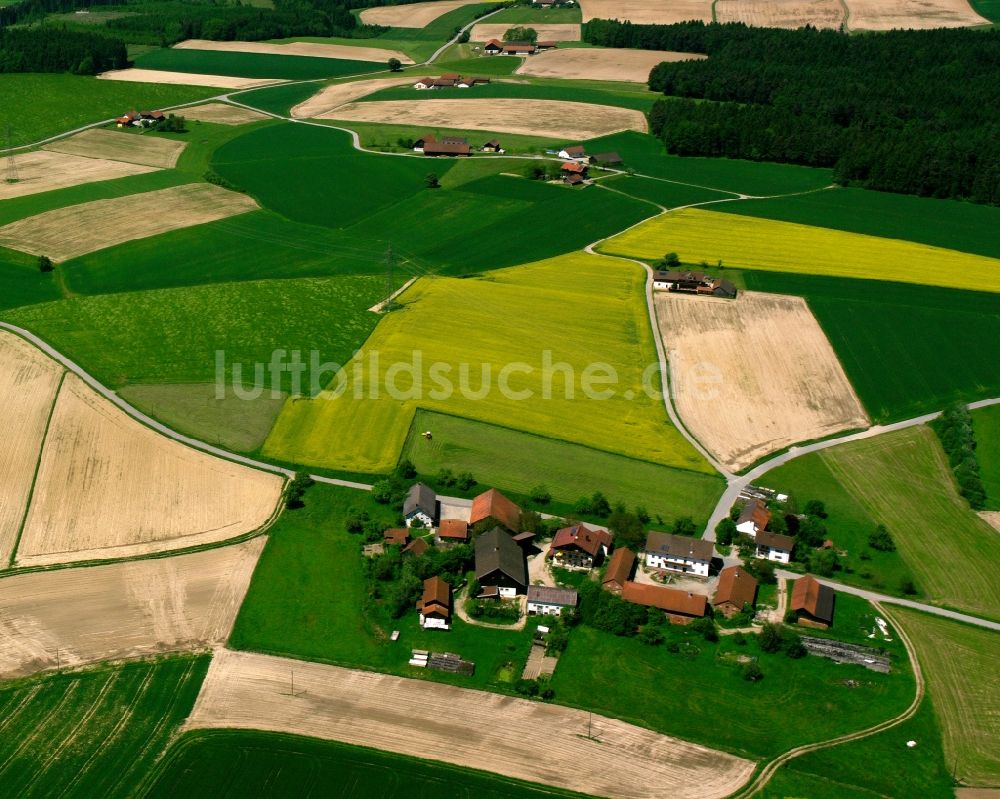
top-left (0, 655), bottom-right (208, 798)
top-left (971, 404), bottom-right (1000, 510)
top-left (597, 207), bottom-right (1000, 293)
top-left (144, 730), bottom-right (591, 799)
top-left (816, 426), bottom-right (1000, 620)
top-left (0, 74), bottom-right (218, 148)
top-left (400, 410), bottom-right (724, 525)
top-left (264, 253), bottom-right (712, 475)
top-left (133, 48), bottom-right (382, 80)
top-left (741, 271), bottom-right (1000, 421)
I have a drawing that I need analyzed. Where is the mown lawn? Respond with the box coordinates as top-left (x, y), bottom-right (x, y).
top-left (820, 426), bottom-right (1000, 620)
top-left (771, 697), bottom-right (954, 799)
top-left (580, 131), bottom-right (834, 195)
top-left (597, 207), bottom-right (1000, 293)
top-left (891, 608), bottom-right (1000, 786)
top-left (550, 622), bottom-right (914, 760)
top-left (601, 174), bottom-right (736, 208)
top-left (134, 48), bottom-right (380, 80)
top-left (716, 186), bottom-right (1000, 260)
top-left (400, 409), bottom-right (723, 525)
top-left (264, 253), bottom-right (712, 474)
top-left (0, 247), bottom-right (60, 312)
top-left (145, 730), bottom-right (589, 799)
top-left (482, 6), bottom-right (581, 23)
top-left (741, 271), bottom-right (1000, 421)
top-left (229, 483), bottom-right (535, 692)
top-left (971, 403), bottom-right (1000, 509)
top-left (231, 80), bottom-right (323, 116)
top-left (4, 274), bottom-right (393, 391)
top-left (0, 655), bottom-right (208, 798)
top-left (0, 74), bottom-right (216, 147)
top-left (765, 453), bottom-right (917, 598)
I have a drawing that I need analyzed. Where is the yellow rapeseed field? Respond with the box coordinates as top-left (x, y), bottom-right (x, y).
top-left (264, 253), bottom-right (713, 475)
top-left (597, 208), bottom-right (1000, 292)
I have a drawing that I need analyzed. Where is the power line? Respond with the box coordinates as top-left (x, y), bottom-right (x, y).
top-left (5, 125), bottom-right (18, 185)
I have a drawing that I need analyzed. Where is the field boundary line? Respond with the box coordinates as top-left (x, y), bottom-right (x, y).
top-left (727, 600), bottom-right (925, 798)
top-left (8, 369), bottom-right (65, 568)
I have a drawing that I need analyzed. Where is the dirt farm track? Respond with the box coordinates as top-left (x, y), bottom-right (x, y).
top-left (187, 649), bottom-right (756, 799)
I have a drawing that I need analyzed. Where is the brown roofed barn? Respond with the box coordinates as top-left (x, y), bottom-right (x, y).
top-left (790, 575), bottom-right (835, 629)
top-left (713, 565), bottom-right (758, 618)
top-left (436, 518), bottom-right (469, 544)
top-left (469, 488), bottom-right (522, 532)
top-left (621, 581), bottom-right (708, 625)
top-left (416, 576), bottom-right (451, 629)
top-left (602, 547), bottom-right (636, 594)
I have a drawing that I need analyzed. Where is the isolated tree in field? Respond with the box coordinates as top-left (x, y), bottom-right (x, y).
top-left (387, 57), bottom-right (402, 72)
top-left (530, 484), bottom-right (551, 505)
top-left (394, 458), bottom-right (417, 480)
top-left (657, 252), bottom-right (681, 268)
top-left (425, 172), bottom-right (440, 189)
top-left (758, 622), bottom-right (784, 653)
top-left (804, 499), bottom-right (827, 518)
top-left (285, 472), bottom-right (315, 509)
top-left (503, 26), bottom-right (538, 43)
top-left (37, 255), bottom-right (53, 273)
top-left (868, 523), bottom-right (895, 552)
top-left (742, 661), bottom-right (764, 682)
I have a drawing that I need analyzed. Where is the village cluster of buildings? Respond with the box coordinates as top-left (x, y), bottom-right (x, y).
top-left (413, 74), bottom-right (491, 90)
top-left (412, 134), bottom-right (503, 157)
top-left (398, 483), bottom-right (833, 634)
top-left (114, 109), bottom-right (165, 128)
top-left (652, 269), bottom-right (738, 299)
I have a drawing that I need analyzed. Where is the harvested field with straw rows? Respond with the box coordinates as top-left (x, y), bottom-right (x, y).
top-left (174, 38), bottom-right (415, 64)
top-left (516, 47), bottom-right (705, 82)
top-left (0, 183), bottom-right (259, 262)
top-left (359, 0), bottom-right (483, 27)
top-left (0, 151), bottom-right (158, 201)
top-left (98, 69), bottom-right (285, 89)
top-left (291, 76), bottom-right (417, 117)
top-left (715, 0), bottom-right (844, 27)
top-left (186, 649), bottom-right (756, 799)
top-left (579, 0), bottom-right (713, 23)
top-left (655, 291), bottom-right (868, 470)
top-left (0, 539), bottom-right (264, 679)
top-left (15, 373), bottom-right (283, 567)
top-left (43, 128), bottom-right (187, 169)
top-left (177, 102), bottom-right (269, 125)
top-left (323, 98), bottom-right (647, 139)
top-left (0, 332), bottom-right (64, 566)
top-left (470, 22), bottom-right (581, 41)
top-left (845, 0), bottom-right (989, 29)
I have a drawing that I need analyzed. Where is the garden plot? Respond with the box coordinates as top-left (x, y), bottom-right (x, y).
top-left (324, 98), bottom-right (647, 139)
top-left (178, 102), bottom-right (270, 125)
top-left (99, 68), bottom-right (285, 89)
top-left (359, 0), bottom-right (482, 27)
top-left (0, 331), bottom-right (64, 565)
top-left (0, 539), bottom-right (264, 679)
top-left (43, 127), bottom-right (187, 169)
top-left (579, 0), bottom-right (713, 23)
top-left (0, 183), bottom-right (259, 262)
top-left (471, 22), bottom-right (582, 41)
top-left (517, 47), bottom-right (705, 82)
top-left (845, 0), bottom-right (989, 28)
top-left (187, 649), bottom-right (756, 799)
top-left (0, 150), bottom-right (158, 200)
top-left (655, 291), bottom-right (868, 470)
top-left (291, 76), bottom-right (417, 117)
top-left (715, 0), bottom-right (844, 27)
top-left (174, 38), bottom-right (415, 64)
top-left (15, 373), bottom-right (283, 567)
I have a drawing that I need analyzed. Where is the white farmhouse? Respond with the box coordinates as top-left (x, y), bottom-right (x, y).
top-left (736, 498), bottom-right (771, 538)
top-left (755, 530), bottom-right (794, 564)
top-left (526, 585), bottom-right (578, 616)
top-left (644, 532), bottom-right (713, 577)
top-left (403, 482), bottom-right (437, 528)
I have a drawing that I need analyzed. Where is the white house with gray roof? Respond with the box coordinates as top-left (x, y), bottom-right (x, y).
top-left (644, 532), bottom-right (713, 577)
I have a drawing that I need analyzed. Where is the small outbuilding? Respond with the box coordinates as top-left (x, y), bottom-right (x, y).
top-left (436, 518), bottom-right (469, 545)
top-left (790, 575), bottom-right (835, 629)
top-left (602, 547), bottom-right (636, 594)
top-left (417, 576), bottom-right (452, 629)
top-left (527, 585), bottom-right (578, 615)
top-left (713, 565), bottom-right (758, 618)
top-left (621, 581), bottom-right (708, 625)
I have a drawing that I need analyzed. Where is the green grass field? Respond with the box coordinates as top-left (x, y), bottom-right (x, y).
top-left (231, 80), bottom-right (323, 116)
top-left (358, 80), bottom-right (660, 112)
top-left (229, 483), bottom-right (535, 690)
top-left (400, 409), bottom-right (723, 524)
top-left (145, 730), bottom-right (588, 799)
top-left (62, 211), bottom-right (385, 295)
top-left (766, 454), bottom-right (916, 597)
top-left (769, 695), bottom-right (953, 799)
top-left (580, 131), bottom-right (834, 195)
top-left (741, 271), bottom-right (1000, 422)
top-left (118, 383), bottom-right (286, 452)
top-left (425, 52), bottom-right (525, 76)
top-left (891, 608), bottom-right (1000, 785)
top-left (482, 6), bottom-right (582, 23)
top-left (969, 0), bottom-right (1000, 22)
top-left (322, 119), bottom-right (562, 154)
top-left (264, 253), bottom-right (712, 474)
top-left (551, 605), bottom-right (914, 760)
top-left (369, 3), bottom-right (499, 61)
top-left (0, 655), bottom-right (208, 798)
top-left (134, 48), bottom-right (380, 80)
top-left (971, 404), bottom-right (1000, 509)
top-left (212, 123), bottom-right (446, 228)
top-left (717, 186), bottom-right (1000, 260)
top-left (601, 174), bottom-right (736, 208)
top-left (4, 274), bottom-right (392, 391)
top-left (0, 74), bottom-right (217, 147)
top-left (820, 426), bottom-right (1000, 620)
top-left (0, 247), bottom-right (60, 311)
